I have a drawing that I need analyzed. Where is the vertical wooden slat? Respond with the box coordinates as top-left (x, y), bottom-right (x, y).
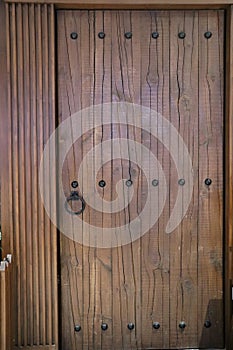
top-left (226, 5), bottom-right (233, 350)
top-left (29, 4), bottom-right (40, 345)
top-left (6, 3), bottom-right (57, 348)
top-left (0, 2), bottom-right (13, 347)
top-left (169, 10), bottom-right (199, 348)
top-left (198, 10), bottom-right (224, 348)
top-left (48, 5), bottom-right (58, 346)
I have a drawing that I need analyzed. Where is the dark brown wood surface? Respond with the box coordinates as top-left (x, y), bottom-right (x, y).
top-left (58, 10), bottom-right (224, 349)
top-left (4, 3), bottom-right (58, 349)
top-left (225, 6), bottom-right (233, 349)
top-left (0, 2), bottom-right (12, 349)
top-left (2, 0), bottom-right (233, 6)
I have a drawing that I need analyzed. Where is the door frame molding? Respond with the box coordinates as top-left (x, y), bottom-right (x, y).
top-left (0, 0), bottom-right (232, 349)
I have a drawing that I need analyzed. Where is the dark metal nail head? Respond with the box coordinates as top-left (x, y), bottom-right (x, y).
top-left (74, 325), bottom-right (81, 332)
top-left (205, 178), bottom-right (212, 186)
top-left (152, 179), bottom-right (159, 187)
top-left (101, 323), bottom-right (108, 331)
top-left (70, 32), bottom-right (78, 40)
top-left (98, 32), bottom-right (105, 39)
top-left (152, 322), bottom-right (160, 329)
top-left (99, 180), bottom-right (106, 188)
top-left (178, 32), bottom-right (186, 39)
top-left (127, 322), bottom-right (134, 330)
top-left (204, 31), bottom-right (212, 39)
top-left (179, 321), bottom-right (186, 329)
top-left (71, 180), bottom-right (79, 188)
top-left (125, 32), bottom-right (132, 39)
top-left (204, 320), bottom-right (212, 328)
top-left (126, 179), bottom-right (133, 187)
top-left (178, 178), bottom-right (185, 186)
top-left (152, 31), bottom-right (159, 39)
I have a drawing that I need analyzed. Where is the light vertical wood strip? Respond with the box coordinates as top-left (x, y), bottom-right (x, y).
top-left (29, 3), bottom-right (40, 345)
top-left (35, 5), bottom-right (46, 344)
top-left (0, 270), bottom-right (7, 350)
top-left (22, 5), bottom-right (34, 345)
top-left (198, 10), bottom-right (224, 348)
top-left (48, 5), bottom-right (58, 346)
top-left (16, 4), bottom-right (28, 345)
top-left (169, 11), bottom-right (199, 348)
top-left (10, 3), bottom-right (22, 346)
top-left (42, 5), bottom-right (53, 344)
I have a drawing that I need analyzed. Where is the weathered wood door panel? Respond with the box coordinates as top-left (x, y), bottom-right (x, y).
top-left (57, 10), bottom-right (224, 349)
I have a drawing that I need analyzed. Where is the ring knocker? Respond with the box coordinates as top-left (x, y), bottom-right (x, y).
top-left (65, 191), bottom-right (86, 215)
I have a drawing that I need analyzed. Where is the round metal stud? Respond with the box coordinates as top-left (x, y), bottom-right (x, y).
top-left (204, 320), bottom-right (211, 328)
top-left (204, 31), bottom-right (212, 39)
top-left (74, 325), bottom-right (81, 332)
top-left (152, 179), bottom-right (159, 187)
top-left (101, 323), bottom-right (108, 331)
top-left (126, 179), bottom-right (133, 187)
top-left (71, 180), bottom-right (79, 189)
top-left (178, 31), bottom-right (186, 39)
top-left (205, 178), bottom-right (212, 186)
top-left (125, 32), bottom-right (132, 39)
top-left (179, 321), bottom-right (186, 329)
top-left (127, 323), bottom-right (135, 330)
top-left (178, 178), bottom-right (185, 186)
top-left (152, 322), bottom-right (160, 329)
top-left (152, 31), bottom-right (159, 39)
top-left (99, 180), bottom-right (106, 188)
top-left (98, 32), bottom-right (105, 39)
top-left (70, 32), bottom-right (78, 40)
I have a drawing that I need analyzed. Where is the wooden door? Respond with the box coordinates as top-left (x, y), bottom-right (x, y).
top-left (57, 10), bottom-right (224, 349)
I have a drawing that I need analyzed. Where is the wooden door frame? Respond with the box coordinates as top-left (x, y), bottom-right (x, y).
top-left (0, 1), bottom-right (232, 349)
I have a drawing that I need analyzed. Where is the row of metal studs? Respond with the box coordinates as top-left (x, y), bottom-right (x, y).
top-left (71, 178), bottom-right (213, 189)
top-left (74, 320), bottom-right (212, 332)
top-left (70, 31), bottom-right (213, 40)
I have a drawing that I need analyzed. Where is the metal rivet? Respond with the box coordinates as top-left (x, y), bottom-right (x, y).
top-left (179, 321), bottom-right (186, 329)
top-left (178, 179), bottom-right (185, 186)
top-left (152, 179), bottom-right (159, 187)
top-left (127, 323), bottom-right (134, 330)
top-left (178, 31), bottom-right (186, 39)
top-left (204, 320), bottom-right (211, 328)
top-left (125, 32), bottom-right (132, 39)
top-left (101, 323), bottom-right (108, 331)
top-left (74, 325), bottom-right (81, 332)
top-left (99, 180), bottom-right (106, 188)
top-left (204, 31), bottom-right (212, 39)
top-left (71, 180), bottom-right (79, 189)
top-left (98, 32), bottom-right (105, 39)
top-left (152, 322), bottom-right (160, 329)
top-left (126, 179), bottom-right (133, 187)
top-left (70, 32), bottom-right (78, 40)
top-left (152, 31), bottom-right (159, 39)
top-left (205, 178), bottom-right (212, 186)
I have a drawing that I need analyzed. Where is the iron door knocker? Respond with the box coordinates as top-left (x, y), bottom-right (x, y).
top-left (65, 191), bottom-right (86, 215)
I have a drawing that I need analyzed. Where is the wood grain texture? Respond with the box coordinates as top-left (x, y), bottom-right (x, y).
top-left (2, 0), bottom-right (232, 6)
top-left (0, 2), bottom-right (12, 350)
top-left (0, 266), bottom-right (12, 350)
top-left (5, 3), bottom-right (58, 348)
top-left (58, 10), bottom-right (224, 349)
top-left (225, 5), bottom-right (233, 350)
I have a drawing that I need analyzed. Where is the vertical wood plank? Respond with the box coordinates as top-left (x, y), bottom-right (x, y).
top-left (169, 10), bottom-right (199, 348)
top-left (0, 5), bottom-right (13, 349)
top-left (225, 5), bottom-right (233, 350)
top-left (198, 10), bottom-right (224, 349)
top-left (6, 3), bottom-right (58, 348)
